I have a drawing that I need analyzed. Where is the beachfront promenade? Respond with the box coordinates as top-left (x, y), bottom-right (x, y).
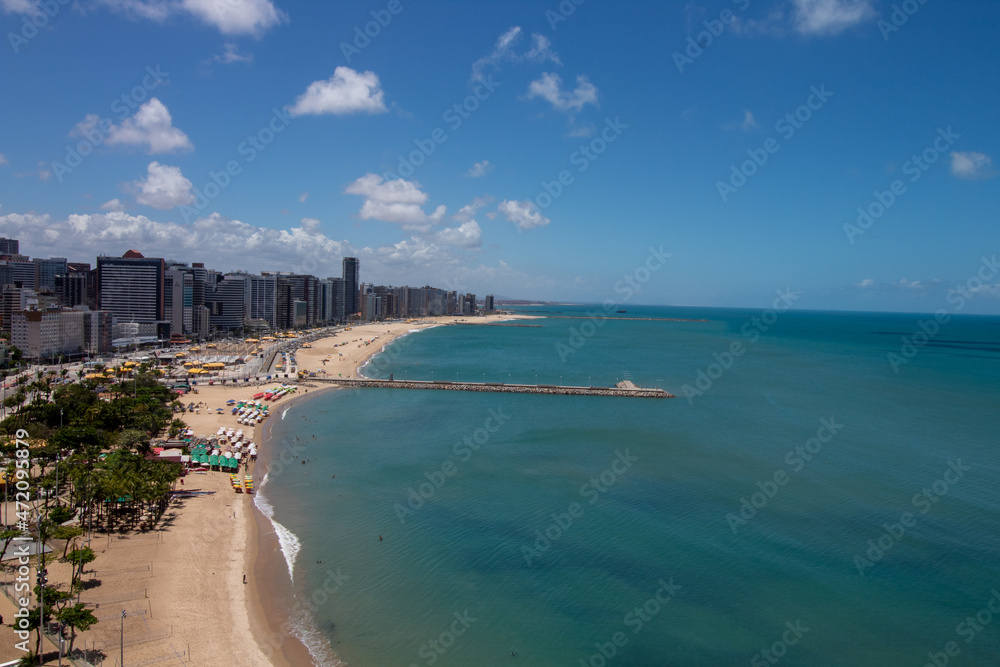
top-left (310, 377), bottom-right (674, 398)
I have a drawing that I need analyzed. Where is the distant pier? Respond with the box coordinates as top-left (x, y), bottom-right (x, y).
top-left (310, 377), bottom-right (673, 398)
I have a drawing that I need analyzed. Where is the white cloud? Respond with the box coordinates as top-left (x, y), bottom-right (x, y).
top-left (129, 161), bottom-right (194, 209)
top-left (96, 0), bottom-right (287, 36)
top-left (792, 0), bottom-right (874, 35)
top-left (467, 160), bottom-right (492, 178)
top-left (181, 0), bottom-right (286, 36)
top-left (0, 209), bottom-right (354, 275)
top-left (471, 27), bottom-right (560, 82)
top-left (950, 151), bottom-right (995, 180)
top-left (454, 196), bottom-right (491, 223)
top-left (299, 217), bottom-right (321, 232)
top-left (435, 220), bottom-right (482, 249)
top-left (344, 173), bottom-right (445, 231)
top-left (892, 278), bottom-right (935, 290)
top-left (497, 200), bottom-right (550, 231)
top-left (289, 67), bottom-right (387, 116)
top-left (856, 278), bottom-right (876, 288)
top-left (0, 206), bottom-right (562, 297)
top-left (526, 73), bottom-right (598, 113)
top-left (968, 283), bottom-right (1000, 298)
top-left (722, 110), bottom-right (758, 131)
top-left (567, 122), bottom-right (596, 138)
top-left (75, 98), bottom-right (193, 154)
top-left (0, 153), bottom-right (7, 165)
top-left (100, 198), bottom-right (126, 212)
top-left (213, 42), bottom-right (254, 65)
top-left (1, 0), bottom-right (40, 13)
top-left (37, 161), bottom-right (50, 181)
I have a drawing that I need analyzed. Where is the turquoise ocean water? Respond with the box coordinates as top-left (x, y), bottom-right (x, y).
top-left (257, 306), bottom-right (1000, 666)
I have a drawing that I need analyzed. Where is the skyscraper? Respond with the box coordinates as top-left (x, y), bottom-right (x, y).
top-left (96, 251), bottom-right (166, 338)
top-left (0, 238), bottom-right (19, 256)
top-left (247, 274), bottom-right (278, 328)
top-left (33, 257), bottom-right (68, 291)
top-left (342, 257), bottom-right (359, 316)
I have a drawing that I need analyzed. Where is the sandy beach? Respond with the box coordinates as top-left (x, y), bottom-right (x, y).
top-left (53, 313), bottom-right (532, 666)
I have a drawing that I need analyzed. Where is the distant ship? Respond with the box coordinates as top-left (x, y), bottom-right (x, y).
top-left (617, 310), bottom-right (626, 313)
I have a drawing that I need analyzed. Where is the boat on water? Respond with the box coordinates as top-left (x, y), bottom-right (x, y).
top-left (617, 310), bottom-right (627, 313)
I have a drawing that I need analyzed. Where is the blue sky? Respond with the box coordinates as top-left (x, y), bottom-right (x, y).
top-left (1, 0), bottom-right (998, 313)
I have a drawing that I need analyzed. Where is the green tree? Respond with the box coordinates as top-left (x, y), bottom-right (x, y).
top-left (64, 547), bottom-right (96, 592)
top-left (113, 428), bottom-right (150, 455)
top-left (51, 525), bottom-right (84, 559)
top-left (0, 528), bottom-right (22, 563)
top-left (23, 605), bottom-right (51, 658)
top-left (56, 603), bottom-right (98, 655)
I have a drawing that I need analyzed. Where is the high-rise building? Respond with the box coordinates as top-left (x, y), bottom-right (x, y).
top-left (55, 263), bottom-right (95, 309)
top-left (82, 309), bottom-right (113, 355)
top-left (329, 277), bottom-right (346, 323)
top-left (462, 293), bottom-right (477, 315)
top-left (342, 257), bottom-right (359, 315)
top-left (96, 251), bottom-right (167, 338)
top-left (247, 274), bottom-right (278, 329)
top-left (0, 285), bottom-right (36, 334)
top-left (162, 262), bottom-right (211, 339)
top-left (11, 310), bottom-right (85, 360)
top-left (318, 279), bottom-right (334, 323)
top-left (163, 268), bottom-right (187, 337)
top-left (484, 295), bottom-right (495, 312)
top-left (0, 260), bottom-right (36, 289)
top-left (190, 263), bottom-right (209, 339)
top-left (0, 238), bottom-right (19, 256)
top-left (33, 257), bottom-right (68, 291)
top-left (207, 274), bottom-right (249, 332)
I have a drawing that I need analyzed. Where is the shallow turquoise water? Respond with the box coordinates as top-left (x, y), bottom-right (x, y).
top-left (261, 306), bottom-right (1000, 666)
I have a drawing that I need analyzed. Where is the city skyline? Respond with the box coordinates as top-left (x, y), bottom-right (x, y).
top-left (1, 2), bottom-right (998, 313)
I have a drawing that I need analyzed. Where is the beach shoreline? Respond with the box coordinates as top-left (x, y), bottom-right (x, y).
top-left (247, 313), bottom-right (536, 665)
top-left (111, 313), bottom-right (534, 667)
